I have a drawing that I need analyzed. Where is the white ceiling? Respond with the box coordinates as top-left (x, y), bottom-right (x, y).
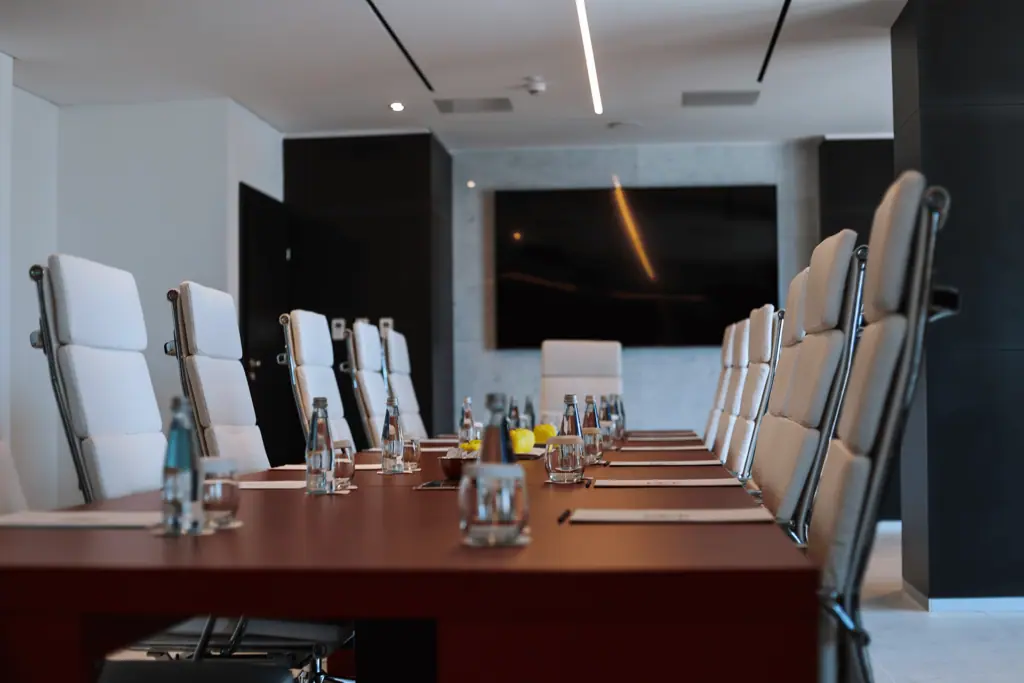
top-left (0, 0), bottom-right (905, 149)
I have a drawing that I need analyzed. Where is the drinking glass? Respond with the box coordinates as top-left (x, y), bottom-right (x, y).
top-left (202, 457), bottom-right (241, 530)
top-left (404, 439), bottom-right (421, 473)
top-left (544, 435), bottom-right (585, 484)
top-left (602, 416), bottom-right (620, 451)
top-left (458, 463), bottom-right (529, 547)
top-left (582, 427), bottom-right (603, 465)
top-left (333, 440), bottom-right (356, 491)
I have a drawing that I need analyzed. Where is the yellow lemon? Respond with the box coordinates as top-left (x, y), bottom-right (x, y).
top-left (510, 428), bottom-right (536, 454)
top-left (533, 423), bottom-right (557, 445)
top-left (460, 440), bottom-right (481, 452)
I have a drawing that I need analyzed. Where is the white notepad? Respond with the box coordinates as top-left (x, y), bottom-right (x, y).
top-left (420, 446), bottom-right (452, 453)
top-left (593, 478), bottom-right (741, 488)
top-left (620, 445), bottom-right (708, 452)
top-left (272, 464), bottom-right (306, 471)
top-left (238, 480), bottom-right (307, 490)
top-left (0, 510), bottom-right (163, 529)
top-left (607, 460), bottom-right (721, 467)
top-left (570, 508), bottom-right (773, 524)
top-left (355, 463), bottom-right (382, 471)
top-left (528, 446), bottom-right (547, 456)
top-left (630, 437), bottom-right (703, 443)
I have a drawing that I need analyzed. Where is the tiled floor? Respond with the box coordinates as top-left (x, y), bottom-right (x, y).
top-left (863, 524), bottom-right (1024, 683)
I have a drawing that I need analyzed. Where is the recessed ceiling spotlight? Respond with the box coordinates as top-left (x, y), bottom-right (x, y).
top-left (574, 0), bottom-right (603, 115)
top-left (390, 102), bottom-right (405, 112)
top-left (467, 180), bottom-right (476, 188)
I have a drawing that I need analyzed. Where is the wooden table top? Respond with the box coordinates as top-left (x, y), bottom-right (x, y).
top-left (0, 437), bottom-right (814, 622)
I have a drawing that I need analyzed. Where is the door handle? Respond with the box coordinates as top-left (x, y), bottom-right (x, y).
top-left (248, 359), bottom-right (262, 368)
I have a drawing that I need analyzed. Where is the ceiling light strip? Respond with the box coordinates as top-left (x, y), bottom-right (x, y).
top-left (575, 0), bottom-right (603, 115)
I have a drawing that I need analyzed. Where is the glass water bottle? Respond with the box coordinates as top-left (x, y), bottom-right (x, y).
top-left (458, 396), bottom-right (474, 445)
top-left (559, 394), bottom-right (583, 437)
top-left (162, 397), bottom-right (205, 535)
top-left (458, 393), bottom-right (529, 547)
top-left (581, 394), bottom-right (603, 465)
top-left (507, 396), bottom-right (521, 430)
top-left (381, 394), bottom-right (406, 474)
top-left (523, 396), bottom-right (536, 431)
top-left (305, 397), bottom-right (335, 495)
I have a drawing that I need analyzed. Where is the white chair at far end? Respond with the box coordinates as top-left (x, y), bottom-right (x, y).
top-left (31, 253), bottom-right (166, 502)
top-left (702, 324), bottom-right (736, 448)
top-left (540, 340), bottom-right (622, 427)
top-left (382, 324), bottom-right (428, 440)
top-left (169, 281), bottom-right (270, 474)
top-left (711, 318), bottom-right (750, 462)
top-left (280, 310), bottom-right (355, 447)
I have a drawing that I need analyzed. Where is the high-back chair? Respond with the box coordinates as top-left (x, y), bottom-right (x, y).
top-left (702, 324), bottom-right (736, 447)
top-left (279, 310), bottom-right (355, 447)
top-left (382, 324), bottom-right (429, 440)
top-left (0, 441), bottom-right (28, 515)
top-left (540, 340), bottom-right (623, 427)
top-left (747, 268), bottom-right (808, 496)
top-left (725, 304), bottom-right (782, 479)
top-left (345, 318), bottom-right (389, 448)
top-left (29, 254), bottom-right (166, 502)
top-left (165, 282), bottom-right (270, 474)
top-left (711, 318), bottom-right (749, 462)
top-left (768, 230), bottom-right (865, 544)
top-left (815, 171), bottom-right (954, 683)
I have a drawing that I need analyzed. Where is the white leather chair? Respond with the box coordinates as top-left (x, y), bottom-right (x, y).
top-left (746, 269), bottom-right (808, 496)
top-left (281, 310), bottom-right (355, 446)
top-left (725, 304), bottom-right (779, 478)
top-left (540, 340), bottom-right (622, 426)
top-left (382, 327), bottom-right (428, 440)
top-left (702, 324), bottom-right (736, 448)
top-left (348, 319), bottom-right (388, 448)
top-left (812, 171), bottom-right (953, 683)
top-left (757, 229), bottom-right (863, 543)
top-left (173, 282), bottom-right (270, 474)
top-left (35, 254), bottom-right (166, 500)
top-left (0, 441), bottom-right (28, 515)
top-left (711, 319), bottom-right (749, 462)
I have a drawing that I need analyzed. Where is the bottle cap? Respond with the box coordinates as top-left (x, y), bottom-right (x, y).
top-left (312, 397), bottom-right (328, 408)
top-left (563, 393), bottom-right (577, 403)
top-left (386, 395), bottom-right (399, 406)
top-left (584, 394), bottom-right (595, 403)
top-left (485, 393), bottom-right (507, 411)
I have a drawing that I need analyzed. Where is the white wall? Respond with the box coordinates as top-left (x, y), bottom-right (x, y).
top-left (226, 101), bottom-right (283, 303)
top-left (10, 88), bottom-right (60, 508)
top-left (452, 141), bottom-right (820, 431)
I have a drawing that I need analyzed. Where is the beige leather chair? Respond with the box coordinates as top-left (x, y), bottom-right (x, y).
top-left (382, 326), bottom-right (428, 440)
top-left (540, 340), bottom-right (622, 427)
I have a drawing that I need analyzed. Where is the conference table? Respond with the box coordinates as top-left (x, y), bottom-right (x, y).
top-left (0, 431), bottom-right (818, 682)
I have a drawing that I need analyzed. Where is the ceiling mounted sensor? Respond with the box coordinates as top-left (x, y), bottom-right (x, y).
top-left (434, 97), bottom-right (514, 114)
top-left (681, 90), bottom-right (761, 107)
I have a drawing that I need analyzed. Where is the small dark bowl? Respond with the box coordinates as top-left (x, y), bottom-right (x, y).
top-left (440, 455), bottom-right (477, 481)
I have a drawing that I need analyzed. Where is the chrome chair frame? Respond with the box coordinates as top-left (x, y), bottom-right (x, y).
top-left (341, 317), bottom-right (377, 448)
top-left (163, 288), bottom-right (213, 458)
top-left (737, 308), bottom-right (785, 482)
top-left (378, 317), bottom-right (394, 399)
top-left (278, 312), bottom-right (312, 442)
top-left (28, 264), bottom-right (96, 503)
top-left (787, 245), bottom-right (869, 546)
top-left (825, 186), bottom-right (954, 683)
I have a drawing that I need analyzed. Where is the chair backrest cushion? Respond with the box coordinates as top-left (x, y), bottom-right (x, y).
top-left (807, 440), bottom-right (871, 588)
top-left (49, 254), bottom-right (147, 350)
top-left (768, 268), bottom-right (809, 417)
top-left (185, 356), bottom-right (258, 428)
top-left (82, 433), bottom-right (167, 500)
top-left (353, 321), bottom-right (382, 372)
top-left (291, 310), bottom-right (335, 368)
top-left (180, 282), bottom-right (242, 360)
top-left (385, 329), bottom-right (413, 375)
top-left (804, 230), bottom-right (857, 335)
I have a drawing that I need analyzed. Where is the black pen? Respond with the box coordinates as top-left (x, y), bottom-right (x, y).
top-left (557, 509), bottom-right (572, 525)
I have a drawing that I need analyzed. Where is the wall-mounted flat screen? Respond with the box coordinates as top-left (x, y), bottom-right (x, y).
top-left (494, 185), bottom-right (778, 348)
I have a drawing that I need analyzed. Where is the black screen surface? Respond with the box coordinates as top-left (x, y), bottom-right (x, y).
top-left (494, 185), bottom-right (778, 348)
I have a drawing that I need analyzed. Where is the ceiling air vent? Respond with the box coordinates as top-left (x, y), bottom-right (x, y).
top-left (434, 97), bottom-right (513, 114)
top-left (681, 90), bottom-right (760, 107)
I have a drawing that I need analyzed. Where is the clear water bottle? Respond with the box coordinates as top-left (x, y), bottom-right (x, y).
top-left (305, 397), bottom-right (335, 495)
top-left (559, 393), bottom-right (583, 437)
top-left (458, 393), bottom-right (529, 547)
top-left (612, 394), bottom-right (627, 439)
top-left (381, 394), bottom-right (405, 474)
top-left (523, 396), bottom-right (536, 430)
top-left (458, 396), bottom-right (474, 445)
top-left (581, 394), bottom-right (603, 465)
top-left (507, 396), bottom-right (521, 430)
top-left (162, 397), bottom-right (205, 535)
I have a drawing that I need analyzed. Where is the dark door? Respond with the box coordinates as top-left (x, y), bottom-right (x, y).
top-left (239, 184), bottom-right (305, 466)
